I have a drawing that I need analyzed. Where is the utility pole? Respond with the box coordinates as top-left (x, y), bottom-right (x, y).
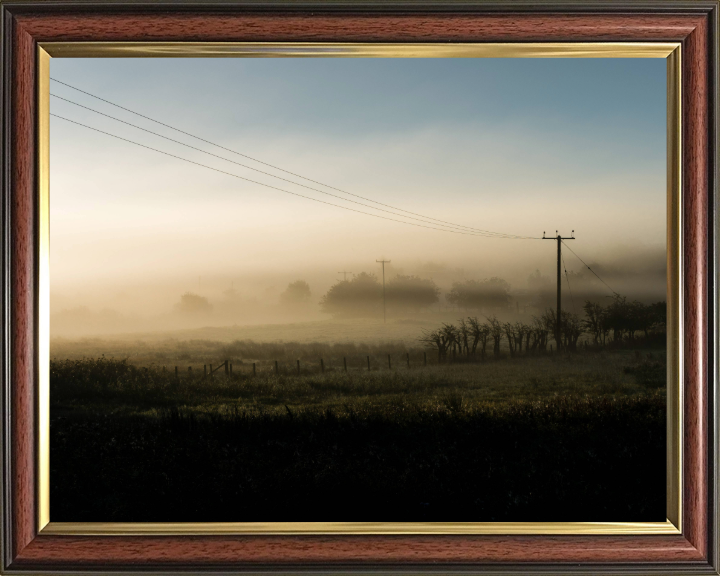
top-left (542, 230), bottom-right (574, 350)
top-left (376, 258), bottom-right (391, 324)
top-left (337, 270), bottom-right (352, 281)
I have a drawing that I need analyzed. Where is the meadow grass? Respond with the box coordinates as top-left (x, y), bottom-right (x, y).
top-left (51, 347), bottom-right (660, 415)
top-left (51, 391), bottom-right (665, 522)
top-left (50, 343), bottom-right (667, 522)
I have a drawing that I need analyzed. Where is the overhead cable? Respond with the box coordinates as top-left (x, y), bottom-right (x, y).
top-left (52, 113), bottom-right (533, 239)
top-left (50, 77), bottom-right (538, 240)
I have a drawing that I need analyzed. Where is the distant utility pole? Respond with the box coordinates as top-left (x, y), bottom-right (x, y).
top-left (543, 230), bottom-right (575, 350)
top-left (376, 258), bottom-right (391, 324)
top-left (338, 270), bottom-right (352, 281)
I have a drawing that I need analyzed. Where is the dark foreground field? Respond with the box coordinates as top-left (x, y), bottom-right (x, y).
top-left (50, 348), bottom-right (666, 522)
top-left (50, 345), bottom-right (666, 522)
top-left (52, 394), bottom-right (665, 521)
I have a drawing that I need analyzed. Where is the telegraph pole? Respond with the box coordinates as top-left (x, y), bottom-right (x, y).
top-left (376, 259), bottom-right (391, 324)
top-left (542, 230), bottom-right (574, 350)
top-left (337, 270), bottom-right (352, 281)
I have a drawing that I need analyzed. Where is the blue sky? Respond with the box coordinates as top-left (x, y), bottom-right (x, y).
top-left (49, 57), bottom-right (666, 308)
top-left (51, 57), bottom-right (664, 141)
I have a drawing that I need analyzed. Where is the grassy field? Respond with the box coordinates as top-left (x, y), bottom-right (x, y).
top-left (50, 335), bottom-right (667, 522)
top-left (51, 347), bottom-right (664, 415)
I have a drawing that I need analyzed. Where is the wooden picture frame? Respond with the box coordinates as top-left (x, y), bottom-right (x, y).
top-left (1, 1), bottom-right (717, 573)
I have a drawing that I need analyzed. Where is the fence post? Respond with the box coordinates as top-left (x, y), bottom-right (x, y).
top-left (388, 354), bottom-right (391, 369)
top-left (424, 351), bottom-right (427, 366)
top-left (204, 364), bottom-right (207, 378)
top-left (406, 352), bottom-right (410, 368)
top-left (367, 356), bottom-right (370, 371)
top-left (174, 366), bottom-right (178, 379)
top-left (275, 360), bottom-right (279, 375)
top-left (320, 358), bottom-right (325, 373)
top-left (297, 359), bottom-right (301, 374)
top-left (253, 362), bottom-right (256, 376)
top-left (343, 357), bottom-right (347, 372)
top-left (225, 360), bottom-right (229, 375)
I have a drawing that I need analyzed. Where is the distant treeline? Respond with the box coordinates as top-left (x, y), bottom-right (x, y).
top-left (319, 273), bottom-right (439, 316)
top-left (422, 296), bottom-right (667, 359)
top-left (168, 268), bottom-right (665, 321)
top-left (318, 274), bottom-right (534, 318)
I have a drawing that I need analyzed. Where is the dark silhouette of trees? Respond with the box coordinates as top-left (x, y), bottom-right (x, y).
top-left (421, 316), bottom-right (537, 360)
top-left (446, 278), bottom-right (511, 311)
top-left (320, 273), bottom-right (438, 318)
top-left (458, 319), bottom-right (471, 356)
top-left (503, 322), bottom-right (517, 357)
top-left (487, 316), bottom-right (503, 358)
top-left (385, 275), bottom-right (440, 312)
top-left (582, 301), bottom-right (608, 345)
top-left (175, 292), bottom-right (212, 315)
top-left (540, 308), bottom-right (583, 351)
top-left (467, 317), bottom-right (491, 359)
top-left (563, 313), bottom-right (583, 351)
top-left (420, 323), bottom-right (458, 361)
top-left (600, 296), bottom-right (666, 344)
top-left (319, 273), bottom-right (382, 318)
top-left (420, 297), bottom-right (666, 359)
top-left (528, 317), bottom-right (549, 352)
top-left (646, 301), bottom-right (667, 335)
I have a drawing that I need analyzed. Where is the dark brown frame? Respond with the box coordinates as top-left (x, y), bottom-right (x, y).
top-left (1, 1), bottom-right (717, 573)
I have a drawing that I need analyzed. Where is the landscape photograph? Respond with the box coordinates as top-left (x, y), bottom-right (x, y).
top-left (49, 55), bottom-right (668, 522)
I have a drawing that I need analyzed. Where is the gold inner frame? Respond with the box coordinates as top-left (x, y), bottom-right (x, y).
top-left (37, 42), bottom-right (683, 536)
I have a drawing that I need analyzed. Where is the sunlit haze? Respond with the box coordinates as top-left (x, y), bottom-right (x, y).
top-left (50, 57), bottom-right (666, 338)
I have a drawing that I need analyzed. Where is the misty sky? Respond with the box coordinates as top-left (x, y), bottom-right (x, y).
top-left (50, 57), bottom-right (666, 316)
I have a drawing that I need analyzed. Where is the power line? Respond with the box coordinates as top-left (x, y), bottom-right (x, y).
top-left (50, 93), bottom-right (530, 238)
top-left (376, 259), bottom-right (391, 324)
top-left (52, 112), bottom-right (533, 239)
top-left (50, 78), bottom-right (537, 240)
top-left (561, 240), bottom-right (620, 297)
top-left (560, 250), bottom-right (576, 314)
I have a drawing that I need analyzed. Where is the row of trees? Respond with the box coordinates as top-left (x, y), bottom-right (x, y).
top-left (174, 281), bottom-right (313, 317)
top-left (320, 273), bottom-right (440, 316)
top-left (583, 297), bottom-right (666, 344)
top-left (174, 275), bottom-right (668, 328)
top-left (320, 274), bottom-right (516, 317)
top-left (420, 296), bottom-right (667, 359)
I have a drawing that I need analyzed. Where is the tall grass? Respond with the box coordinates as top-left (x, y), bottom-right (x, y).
top-left (51, 351), bottom-right (661, 413)
top-left (51, 393), bottom-right (666, 522)
top-left (50, 350), bottom-right (666, 522)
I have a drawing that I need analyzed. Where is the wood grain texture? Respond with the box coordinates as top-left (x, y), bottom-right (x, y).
top-left (14, 12), bottom-right (704, 43)
top-left (10, 19), bottom-right (36, 563)
top-left (11, 534), bottom-right (707, 567)
top-left (2, 4), bottom-right (716, 572)
top-left (681, 12), bottom-right (710, 561)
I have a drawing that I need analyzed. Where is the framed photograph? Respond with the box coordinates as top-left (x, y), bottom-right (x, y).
top-left (1, 1), bottom-right (717, 573)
